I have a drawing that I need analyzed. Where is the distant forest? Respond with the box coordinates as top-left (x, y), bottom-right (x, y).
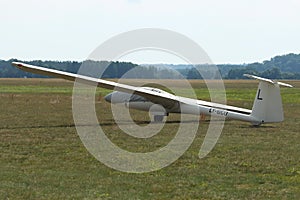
top-left (1, 53), bottom-right (300, 79)
top-left (222, 53), bottom-right (300, 79)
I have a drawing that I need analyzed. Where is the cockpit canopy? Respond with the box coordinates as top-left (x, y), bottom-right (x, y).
top-left (104, 87), bottom-right (170, 104)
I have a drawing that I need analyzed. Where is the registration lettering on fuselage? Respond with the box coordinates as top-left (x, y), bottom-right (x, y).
top-left (208, 108), bottom-right (229, 116)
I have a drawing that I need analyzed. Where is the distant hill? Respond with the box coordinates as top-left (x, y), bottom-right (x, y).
top-left (142, 53), bottom-right (300, 79)
top-left (1, 53), bottom-right (300, 79)
top-left (225, 53), bottom-right (300, 79)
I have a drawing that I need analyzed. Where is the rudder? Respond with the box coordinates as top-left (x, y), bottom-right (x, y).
top-left (244, 74), bottom-right (292, 125)
top-left (251, 81), bottom-right (283, 125)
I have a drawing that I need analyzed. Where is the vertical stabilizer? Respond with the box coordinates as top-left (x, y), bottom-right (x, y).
top-left (244, 74), bottom-right (292, 125)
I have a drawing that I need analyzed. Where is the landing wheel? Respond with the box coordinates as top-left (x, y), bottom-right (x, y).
top-left (154, 115), bottom-right (164, 123)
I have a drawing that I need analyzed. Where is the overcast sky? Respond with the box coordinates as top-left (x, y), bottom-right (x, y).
top-left (1, 0), bottom-right (299, 64)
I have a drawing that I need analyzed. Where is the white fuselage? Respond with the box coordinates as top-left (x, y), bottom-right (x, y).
top-left (104, 89), bottom-right (259, 124)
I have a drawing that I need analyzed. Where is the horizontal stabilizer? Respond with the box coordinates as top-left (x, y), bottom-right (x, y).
top-left (277, 81), bottom-right (293, 88)
top-left (244, 74), bottom-right (293, 88)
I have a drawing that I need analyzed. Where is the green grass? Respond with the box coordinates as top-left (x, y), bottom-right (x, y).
top-left (0, 78), bottom-right (300, 199)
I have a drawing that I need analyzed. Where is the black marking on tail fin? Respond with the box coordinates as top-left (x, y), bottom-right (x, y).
top-left (257, 89), bottom-right (263, 100)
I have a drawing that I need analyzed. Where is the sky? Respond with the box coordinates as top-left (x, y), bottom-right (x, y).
top-left (1, 0), bottom-right (300, 64)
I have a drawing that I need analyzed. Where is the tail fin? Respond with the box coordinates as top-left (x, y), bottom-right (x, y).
top-left (244, 74), bottom-right (293, 125)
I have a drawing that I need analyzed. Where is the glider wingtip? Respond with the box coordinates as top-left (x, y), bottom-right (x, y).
top-left (243, 74), bottom-right (252, 78)
top-left (11, 61), bottom-right (24, 68)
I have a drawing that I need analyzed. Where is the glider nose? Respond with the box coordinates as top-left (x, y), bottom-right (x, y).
top-left (104, 91), bottom-right (133, 104)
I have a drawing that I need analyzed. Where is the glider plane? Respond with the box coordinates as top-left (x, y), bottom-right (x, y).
top-left (11, 62), bottom-right (293, 126)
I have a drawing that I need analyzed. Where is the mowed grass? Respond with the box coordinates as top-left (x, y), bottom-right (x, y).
top-left (0, 78), bottom-right (300, 199)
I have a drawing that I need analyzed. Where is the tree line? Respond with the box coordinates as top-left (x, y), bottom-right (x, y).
top-left (185, 53), bottom-right (300, 79)
top-left (225, 53), bottom-right (300, 79)
top-left (1, 53), bottom-right (300, 79)
top-left (0, 59), bottom-right (183, 79)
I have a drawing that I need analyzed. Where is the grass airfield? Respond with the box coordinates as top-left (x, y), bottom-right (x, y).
top-left (1, 78), bottom-right (300, 199)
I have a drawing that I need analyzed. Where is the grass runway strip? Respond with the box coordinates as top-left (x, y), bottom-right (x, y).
top-left (1, 79), bottom-right (300, 199)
